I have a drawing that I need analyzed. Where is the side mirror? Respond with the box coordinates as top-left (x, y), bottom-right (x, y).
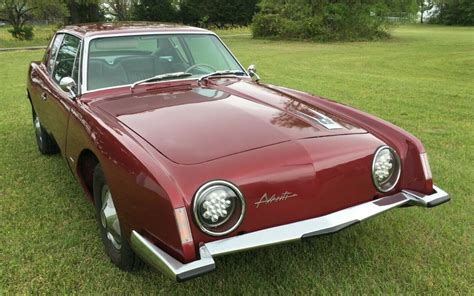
top-left (59, 77), bottom-right (77, 99)
top-left (248, 64), bottom-right (261, 82)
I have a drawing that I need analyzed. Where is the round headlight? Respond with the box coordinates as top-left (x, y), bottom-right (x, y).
top-left (193, 180), bottom-right (245, 236)
top-left (372, 146), bottom-right (401, 192)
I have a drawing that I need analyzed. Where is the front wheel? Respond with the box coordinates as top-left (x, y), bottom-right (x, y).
top-left (93, 164), bottom-right (141, 271)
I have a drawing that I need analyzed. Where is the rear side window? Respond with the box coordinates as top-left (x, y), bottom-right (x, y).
top-left (53, 34), bottom-right (81, 84)
top-left (47, 34), bottom-right (64, 74)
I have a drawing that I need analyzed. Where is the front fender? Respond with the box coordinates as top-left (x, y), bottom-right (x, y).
top-left (65, 100), bottom-right (196, 262)
top-left (271, 85), bottom-right (433, 195)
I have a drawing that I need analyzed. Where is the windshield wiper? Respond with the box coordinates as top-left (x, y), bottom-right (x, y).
top-left (130, 72), bottom-right (193, 90)
top-left (198, 70), bottom-right (246, 84)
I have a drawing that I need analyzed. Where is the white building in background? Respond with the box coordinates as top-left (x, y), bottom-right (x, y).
top-left (419, 5), bottom-right (439, 23)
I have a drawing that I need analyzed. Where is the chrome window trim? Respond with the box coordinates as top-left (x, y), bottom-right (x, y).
top-left (371, 145), bottom-right (402, 193)
top-left (192, 180), bottom-right (246, 237)
top-left (81, 31), bottom-right (249, 94)
top-left (77, 39), bottom-right (84, 96)
top-left (71, 38), bottom-right (83, 96)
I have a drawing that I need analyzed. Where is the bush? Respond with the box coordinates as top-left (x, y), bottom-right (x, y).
top-left (132, 0), bottom-right (177, 22)
top-left (181, 0), bottom-right (258, 28)
top-left (251, 14), bottom-right (282, 37)
top-left (430, 0), bottom-right (474, 26)
top-left (252, 0), bottom-right (391, 41)
top-left (8, 26), bottom-right (34, 41)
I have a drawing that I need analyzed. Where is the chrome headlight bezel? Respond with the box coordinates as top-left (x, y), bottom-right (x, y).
top-left (192, 180), bottom-right (246, 237)
top-left (372, 146), bottom-right (401, 193)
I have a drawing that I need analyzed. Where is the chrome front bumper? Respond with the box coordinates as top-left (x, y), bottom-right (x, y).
top-left (130, 185), bottom-right (449, 282)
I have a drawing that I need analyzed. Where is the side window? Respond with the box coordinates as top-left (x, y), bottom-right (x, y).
top-left (53, 34), bottom-right (81, 84)
top-left (47, 34), bottom-right (64, 74)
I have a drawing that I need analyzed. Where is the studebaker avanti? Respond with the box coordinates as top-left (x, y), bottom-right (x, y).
top-left (26, 23), bottom-right (449, 281)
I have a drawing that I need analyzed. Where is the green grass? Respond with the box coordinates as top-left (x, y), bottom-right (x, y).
top-left (0, 25), bottom-right (57, 48)
top-left (1, 25), bottom-right (473, 294)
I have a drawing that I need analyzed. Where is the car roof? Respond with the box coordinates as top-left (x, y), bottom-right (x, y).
top-left (60, 22), bottom-right (211, 38)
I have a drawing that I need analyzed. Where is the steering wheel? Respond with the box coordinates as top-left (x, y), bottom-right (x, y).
top-left (185, 64), bottom-right (217, 74)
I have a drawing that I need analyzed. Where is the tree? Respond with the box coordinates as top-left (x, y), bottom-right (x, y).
top-left (384, 0), bottom-right (418, 13)
top-left (32, 0), bottom-right (69, 24)
top-left (65, 0), bottom-right (104, 24)
top-left (131, 0), bottom-right (177, 22)
top-left (0, 0), bottom-right (70, 39)
top-left (431, 0), bottom-right (474, 25)
top-left (0, 0), bottom-right (36, 40)
top-left (180, 0), bottom-right (258, 28)
top-left (103, 0), bottom-right (135, 21)
top-left (417, 0), bottom-right (434, 23)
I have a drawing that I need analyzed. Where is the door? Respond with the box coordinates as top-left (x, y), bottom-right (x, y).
top-left (38, 34), bottom-right (82, 154)
top-left (29, 33), bottom-right (64, 130)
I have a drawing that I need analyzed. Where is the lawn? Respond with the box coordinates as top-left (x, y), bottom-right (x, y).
top-left (0, 25), bottom-right (58, 48)
top-left (0, 25), bottom-right (473, 294)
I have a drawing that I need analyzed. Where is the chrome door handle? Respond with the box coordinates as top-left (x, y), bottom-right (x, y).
top-left (41, 93), bottom-right (47, 101)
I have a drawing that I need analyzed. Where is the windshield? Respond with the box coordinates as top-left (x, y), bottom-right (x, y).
top-left (86, 34), bottom-right (244, 91)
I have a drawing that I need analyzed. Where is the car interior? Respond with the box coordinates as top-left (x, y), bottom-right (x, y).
top-left (87, 36), bottom-right (212, 90)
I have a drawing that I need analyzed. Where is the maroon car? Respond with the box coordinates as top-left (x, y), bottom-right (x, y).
top-left (27, 23), bottom-right (449, 281)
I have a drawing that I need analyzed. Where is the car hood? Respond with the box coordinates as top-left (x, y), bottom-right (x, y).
top-left (92, 78), bottom-right (367, 165)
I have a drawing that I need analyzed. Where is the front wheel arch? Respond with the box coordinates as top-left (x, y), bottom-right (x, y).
top-left (93, 163), bottom-right (142, 271)
top-left (76, 149), bottom-right (99, 201)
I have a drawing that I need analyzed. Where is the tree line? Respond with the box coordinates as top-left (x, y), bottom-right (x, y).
top-left (252, 0), bottom-right (472, 41)
top-left (0, 0), bottom-right (258, 39)
top-left (0, 0), bottom-right (472, 41)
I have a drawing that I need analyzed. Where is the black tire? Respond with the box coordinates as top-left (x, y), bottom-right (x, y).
top-left (32, 106), bottom-right (58, 155)
top-left (93, 164), bottom-right (141, 271)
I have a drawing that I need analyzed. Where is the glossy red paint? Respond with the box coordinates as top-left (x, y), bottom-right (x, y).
top-left (93, 78), bottom-right (367, 165)
top-left (27, 23), bottom-right (434, 264)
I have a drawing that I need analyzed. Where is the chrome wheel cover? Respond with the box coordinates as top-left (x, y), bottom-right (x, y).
top-left (100, 185), bottom-right (122, 250)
